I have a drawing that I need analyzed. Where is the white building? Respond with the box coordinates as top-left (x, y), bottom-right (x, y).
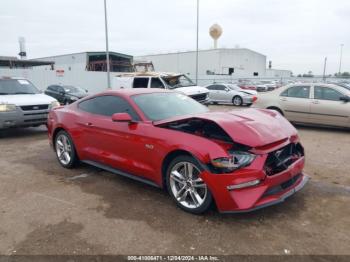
top-left (136, 48), bottom-right (268, 85)
top-left (0, 51), bottom-right (133, 93)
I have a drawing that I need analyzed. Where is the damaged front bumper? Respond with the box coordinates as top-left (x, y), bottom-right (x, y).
top-left (200, 151), bottom-right (308, 213)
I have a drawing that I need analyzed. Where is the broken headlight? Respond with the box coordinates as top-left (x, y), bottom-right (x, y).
top-left (211, 151), bottom-right (255, 172)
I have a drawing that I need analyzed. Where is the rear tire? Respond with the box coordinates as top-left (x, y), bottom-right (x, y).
top-left (166, 155), bottom-right (213, 214)
top-left (267, 107), bottom-right (284, 116)
top-left (54, 130), bottom-right (78, 168)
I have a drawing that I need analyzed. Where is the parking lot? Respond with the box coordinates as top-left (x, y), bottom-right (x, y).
top-left (0, 105), bottom-right (349, 256)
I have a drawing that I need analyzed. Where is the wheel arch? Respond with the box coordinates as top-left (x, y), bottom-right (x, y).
top-left (266, 106), bottom-right (284, 116)
top-left (161, 149), bottom-right (204, 189)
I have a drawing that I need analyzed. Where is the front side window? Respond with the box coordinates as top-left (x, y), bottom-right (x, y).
top-left (280, 86), bottom-right (310, 98)
top-left (162, 75), bottom-right (195, 89)
top-left (314, 86), bottom-right (343, 101)
top-left (78, 95), bottom-right (140, 120)
top-left (206, 85), bottom-right (217, 90)
top-left (151, 78), bottom-right (164, 88)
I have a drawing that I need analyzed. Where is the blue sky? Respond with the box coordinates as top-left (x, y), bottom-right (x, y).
top-left (1, 0), bottom-right (349, 74)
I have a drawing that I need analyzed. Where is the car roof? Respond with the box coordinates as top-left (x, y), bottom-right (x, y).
top-left (95, 88), bottom-right (173, 97)
top-left (115, 72), bottom-right (182, 78)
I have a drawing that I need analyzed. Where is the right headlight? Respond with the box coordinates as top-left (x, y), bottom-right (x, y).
top-left (0, 104), bottom-right (16, 112)
top-left (211, 151), bottom-right (256, 172)
top-left (49, 101), bottom-right (61, 109)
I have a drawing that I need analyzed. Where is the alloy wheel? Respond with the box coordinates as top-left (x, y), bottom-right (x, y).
top-left (55, 134), bottom-right (72, 165)
top-left (233, 96), bottom-right (242, 106)
top-left (169, 161), bottom-right (207, 209)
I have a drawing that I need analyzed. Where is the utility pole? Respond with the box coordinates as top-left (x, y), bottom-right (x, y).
top-left (323, 57), bottom-right (327, 81)
top-left (195, 0), bottom-right (199, 85)
top-left (338, 44), bottom-right (344, 76)
top-left (104, 0), bottom-right (111, 89)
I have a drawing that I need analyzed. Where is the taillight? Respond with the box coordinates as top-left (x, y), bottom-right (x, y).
top-left (252, 96), bottom-right (257, 102)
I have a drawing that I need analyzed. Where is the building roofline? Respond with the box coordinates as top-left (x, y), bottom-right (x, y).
top-left (32, 51), bottom-right (133, 60)
top-left (136, 48), bottom-right (266, 57)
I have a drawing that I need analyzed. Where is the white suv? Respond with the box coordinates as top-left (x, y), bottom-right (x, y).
top-left (0, 77), bottom-right (60, 129)
top-left (113, 72), bottom-right (210, 104)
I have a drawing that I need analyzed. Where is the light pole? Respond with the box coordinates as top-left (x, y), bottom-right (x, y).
top-left (323, 57), bottom-right (327, 81)
top-left (104, 0), bottom-right (111, 89)
top-left (195, 0), bottom-right (199, 85)
top-left (338, 44), bottom-right (344, 76)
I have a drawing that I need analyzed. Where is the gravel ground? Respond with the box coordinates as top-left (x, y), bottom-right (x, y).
top-left (0, 105), bottom-right (349, 256)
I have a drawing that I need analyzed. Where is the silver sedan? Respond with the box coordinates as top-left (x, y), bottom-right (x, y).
top-left (205, 83), bottom-right (257, 106)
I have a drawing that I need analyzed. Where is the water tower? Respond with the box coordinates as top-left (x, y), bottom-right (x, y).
top-left (18, 37), bottom-right (27, 59)
top-left (209, 24), bottom-right (223, 49)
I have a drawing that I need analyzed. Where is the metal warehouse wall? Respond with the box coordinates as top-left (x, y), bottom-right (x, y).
top-left (0, 67), bottom-right (109, 94)
top-left (136, 48), bottom-right (266, 80)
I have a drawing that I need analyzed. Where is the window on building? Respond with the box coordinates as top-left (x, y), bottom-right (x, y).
top-left (253, 72), bottom-right (259, 76)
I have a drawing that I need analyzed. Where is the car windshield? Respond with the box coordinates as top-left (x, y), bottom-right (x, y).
top-left (0, 79), bottom-right (40, 95)
top-left (162, 75), bottom-right (195, 89)
top-left (132, 92), bottom-right (209, 121)
top-left (63, 86), bottom-right (85, 93)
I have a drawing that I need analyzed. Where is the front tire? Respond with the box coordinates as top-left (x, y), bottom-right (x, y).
top-left (166, 155), bottom-right (213, 214)
top-left (232, 96), bottom-right (243, 106)
top-left (55, 130), bottom-right (78, 168)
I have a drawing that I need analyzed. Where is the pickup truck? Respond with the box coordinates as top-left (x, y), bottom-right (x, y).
top-left (113, 72), bottom-right (210, 104)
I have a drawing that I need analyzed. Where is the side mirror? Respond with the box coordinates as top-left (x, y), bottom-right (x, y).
top-left (339, 96), bottom-right (350, 102)
top-left (85, 89), bottom-right (88, 93)
top-left (225, 88), bottom-right (230, 92)
top-left (112, 113), bottom-right (133, 122)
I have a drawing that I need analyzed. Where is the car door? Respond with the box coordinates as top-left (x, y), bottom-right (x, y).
top-left (279, 85), bottom-right (311, 122)
top-left (310, 85), bottom-right (350, 127)
top-left (77, 95), bottom-right (158, 181)
top-left (216, 85), bottom-right (231, 102)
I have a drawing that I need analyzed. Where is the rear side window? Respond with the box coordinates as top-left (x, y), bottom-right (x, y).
top-left (206, 85), bottom-right (216, 90)
top-left (280, 86), bottom-right (310, 98)
top-left (151, 78), bottom-right (164, 88)
top-left (314, 86), bottom-right (343, 101)
top-left (133, 78), bottom-right (149, 88)
top-left (78, 95), bottom-right (140, 120)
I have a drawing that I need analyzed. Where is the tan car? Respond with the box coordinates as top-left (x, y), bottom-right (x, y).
top-left (253, 83), bottom-right (350, 128)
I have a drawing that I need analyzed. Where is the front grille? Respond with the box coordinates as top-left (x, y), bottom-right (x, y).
top-left (24, 118), bottom-right (47, 123)
top-left (263, 173), bottom-right (302, 196)
top-left (264, 143), bottom-right (304, 176)
top-left (190, 93), bottom-right (207, 102)
top-left (20, 104), bottom-right (49, 111)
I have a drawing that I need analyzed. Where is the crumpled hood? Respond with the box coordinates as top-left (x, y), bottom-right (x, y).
top-left (155, 108), bottom-right (297, 148)
top-left (0, 94), bottom-right (57, 106)
top-left (175, 86), bottom-right (209, 96)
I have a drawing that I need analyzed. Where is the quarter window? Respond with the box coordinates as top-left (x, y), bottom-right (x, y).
top-left (133, 78), bottom-right (149, 88)
top-left (314, 86), bottom-right (343, 101)
top-left (78, 95), bottom-right (140, 120)
top-left (280, 86), bottom-right (310, 98)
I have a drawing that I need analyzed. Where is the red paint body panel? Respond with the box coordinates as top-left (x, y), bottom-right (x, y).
top-left (48, 89), bottom-right (308, 212)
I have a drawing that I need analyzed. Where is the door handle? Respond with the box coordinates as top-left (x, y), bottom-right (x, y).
top-left (86, 122), bottom-right (94, 127)
top-left (312, 100), bottom-right (319, 104)
top-left (280, 97), bottom-right (287, 101)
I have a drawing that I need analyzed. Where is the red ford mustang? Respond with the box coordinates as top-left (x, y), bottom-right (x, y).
top-left (48, 89), bottom-right (308, 214)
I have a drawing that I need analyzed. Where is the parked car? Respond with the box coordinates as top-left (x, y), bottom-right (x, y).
top-left (113, 72), bottom-right (210, 104)
top-left (253, 83), bottom-right (350, 128)
top-left (205, 83), bottom-right (257, 106)
top-left (0, 77), bottom-right (60, 130)
top-left (238, 83), bottom-right (257, 91)
top-left (48, 88), bottom-right (308, 214)
top-left (45, 85), bottom-right (88, 105)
